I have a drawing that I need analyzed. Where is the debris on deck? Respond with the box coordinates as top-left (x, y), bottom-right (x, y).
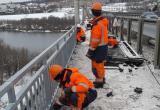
top-left (68, 30), bottom-right (160, 110)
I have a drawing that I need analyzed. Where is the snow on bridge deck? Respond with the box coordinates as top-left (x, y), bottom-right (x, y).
top-left (68, 30), bottom-right (160, 110)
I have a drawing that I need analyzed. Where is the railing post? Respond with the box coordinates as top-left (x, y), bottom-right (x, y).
top-left (8, 87), bottom-right (16, 103)
top-left (64, 36), bottom-right (67, 42)
top-left (154, 19), bottom-right (160, 69)
top-left (137, 18), bottom-right (144, 54)
top-left (56, 43), bottom-right (59, 50)
top-left (120, 18), bottom-right (124, 41)
top-left (111, 17), bottom-right (114, 34)
top-left (42, 57), bottom-right (52, 109)
top-left (127, 19), bottom-right (132, 44)
top-left (8, 86), bottom-right (17, 110)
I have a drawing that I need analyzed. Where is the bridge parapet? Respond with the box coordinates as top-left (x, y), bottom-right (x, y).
top-left (0, 27), bottom-right (76, 110)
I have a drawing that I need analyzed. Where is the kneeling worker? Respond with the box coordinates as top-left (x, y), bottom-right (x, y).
top-left (49, 64), bottom-right (97, 110)
top-left (76, 24), bottom-right (86, 43)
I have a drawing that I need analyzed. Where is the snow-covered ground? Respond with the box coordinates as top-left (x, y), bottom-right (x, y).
top-left (129, 37), bottom-right (160, 87)
top-left (68, 29), bottom-right (160, 110)
top-left (0, 11), bottom-right (74, 21)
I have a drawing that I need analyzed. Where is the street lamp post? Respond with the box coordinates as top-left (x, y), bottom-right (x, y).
top-left (74, 0), bottom-right (80, 25)
top-left (74, 0), bottom-right (92, 25)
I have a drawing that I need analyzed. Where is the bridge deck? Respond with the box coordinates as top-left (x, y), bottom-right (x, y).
top-left (68, 30), bottom-right (160, 110)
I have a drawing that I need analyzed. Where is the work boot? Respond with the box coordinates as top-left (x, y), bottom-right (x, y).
top-left (52, 102), bottom-right (62, 110)
top-left (93, 82), bottom-right (104, 88)
top-left (94, 78), bottom-right (105, 84)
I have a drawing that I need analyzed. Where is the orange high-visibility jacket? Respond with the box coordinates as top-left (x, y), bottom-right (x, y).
top-left (76, 27), bottom-right (85, 42)
top-left (63, 68), bottom-right (94, 93)
top-left (90, 16), bottom-right (109, 49)
top-left (62, 68), bottom-right (94, 108)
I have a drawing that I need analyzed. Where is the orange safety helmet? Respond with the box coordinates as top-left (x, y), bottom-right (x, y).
top-left (49, 64), bottom-right (63, 80)
top-left (91, 2), bottom-right (102, 11)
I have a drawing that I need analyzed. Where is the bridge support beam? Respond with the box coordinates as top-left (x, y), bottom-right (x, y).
top-left (137, 18), bottom-right (144, 54)
top-left (154, 19), bottom-right (160, 69)
top-left (127, 19), bottom-right (132, 44)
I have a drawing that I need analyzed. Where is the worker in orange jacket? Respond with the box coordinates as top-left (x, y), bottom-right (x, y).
top-left (76, 24), bottom-right (86, 43)
top-left (49, 64), bottom-right (97, 110)
top-left (86, 2), bottom-right (108, 88)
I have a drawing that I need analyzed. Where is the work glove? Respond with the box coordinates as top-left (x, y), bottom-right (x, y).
top-left (86, 48), bottom-right (95, 60)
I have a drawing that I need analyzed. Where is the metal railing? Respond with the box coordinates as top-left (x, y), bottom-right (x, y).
top-left (86, 8), bottom-right (160, 68)
top-left (0, 26), bottom-right (76, 110)
top-left (103, 11), bottom-right (142, 17)
top-left (108, 16), bottom-right (160, 68)
top-left (103, 11), bottom-right (160, 18)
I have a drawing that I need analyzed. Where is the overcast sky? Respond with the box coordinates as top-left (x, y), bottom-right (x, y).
top-left (0, 0), bottom-right (30, 4)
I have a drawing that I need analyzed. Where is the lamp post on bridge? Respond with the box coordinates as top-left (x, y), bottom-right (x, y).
top-left (74, 0), bottom-right (92, 25)
top-left (82, 0), bottom-right (88, 21)
top-left (74, 0), bottom-right (80, 25)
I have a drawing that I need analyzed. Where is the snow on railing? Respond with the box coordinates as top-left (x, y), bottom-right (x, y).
top-left (0, 26), bottom-right (76, 110)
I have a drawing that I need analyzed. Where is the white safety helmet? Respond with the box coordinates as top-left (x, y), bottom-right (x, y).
top-left (77, 24), bottom-right (81, 28)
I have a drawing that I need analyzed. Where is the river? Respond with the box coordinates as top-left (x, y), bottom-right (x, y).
top-left (0, 31), bottom-right (64, 54)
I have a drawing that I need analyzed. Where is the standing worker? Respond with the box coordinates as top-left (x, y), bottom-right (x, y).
top-left (86, 2), bottom-right (108, 88)
top-left (49, 64), bottom-right (97, 110)
top-left (76, 24), bottom-right (86, 43)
